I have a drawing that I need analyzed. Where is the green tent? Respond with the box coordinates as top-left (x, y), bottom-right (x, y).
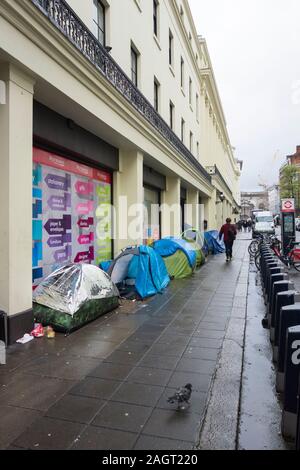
top-left (153, 238), bottom-right (197, 280)
top-left (181, 229), bottom-right (206, 268)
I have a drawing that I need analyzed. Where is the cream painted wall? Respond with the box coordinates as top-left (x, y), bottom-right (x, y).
top-left (0, 64), bottom-right (34, 316)
top-left (113, 149), bottom-right (144, 254)
top-left (67, 0), bottom-right (205, 161)
top-left (60, 0), bottom-right (241, 206)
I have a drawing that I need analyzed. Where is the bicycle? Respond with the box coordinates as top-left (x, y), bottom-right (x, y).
top-left (255, 237), bottom-right (300, 272)
top-left (248, 233), bottom-right (274, 257)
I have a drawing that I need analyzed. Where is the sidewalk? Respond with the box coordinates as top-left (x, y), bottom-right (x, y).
top-left (1, 238), bottom-right (249, 450)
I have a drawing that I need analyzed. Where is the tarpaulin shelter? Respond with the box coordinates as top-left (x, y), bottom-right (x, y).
top-left (107, 245), bottom-right (170, 300)
top-left (33, 263), bottom-right (119, 333)
top-left (153, 238), bottom-right (197, 279)
top-left (181, 229), bottom-right (206, 267)
top-left (204, 230), bottom-right (225, 254)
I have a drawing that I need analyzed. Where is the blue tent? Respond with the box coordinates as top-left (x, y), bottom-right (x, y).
top-left (107, 245), bottom-right (170, 299)
top-left (204, 230), bottom-right (225, 254)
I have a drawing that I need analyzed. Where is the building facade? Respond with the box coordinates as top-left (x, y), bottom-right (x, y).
top-left (0, 0), bottom-right (241, 343)
top-left (268, 184), bottom-right (280, 216)
top-left (240, 191), bottom-right (269, 220)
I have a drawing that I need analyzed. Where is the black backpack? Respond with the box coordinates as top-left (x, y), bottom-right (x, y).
top-left (228, 226), bottom-right (236, 241)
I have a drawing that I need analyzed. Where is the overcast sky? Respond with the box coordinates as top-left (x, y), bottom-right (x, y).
top-left (189, 0), bottom-right (300, 191)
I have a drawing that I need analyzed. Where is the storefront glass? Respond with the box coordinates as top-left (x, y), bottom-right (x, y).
top-left (32, 147), bottom-right (112, 287)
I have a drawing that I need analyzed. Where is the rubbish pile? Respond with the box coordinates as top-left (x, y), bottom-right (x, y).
top-left (16, 323), bottom-right (55, 344)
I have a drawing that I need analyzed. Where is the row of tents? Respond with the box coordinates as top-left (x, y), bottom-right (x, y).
top-left (32, 230), bottom-right (224, 334)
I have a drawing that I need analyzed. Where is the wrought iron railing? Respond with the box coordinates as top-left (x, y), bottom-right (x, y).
top-left (31, 0), bottom-right (211, 182)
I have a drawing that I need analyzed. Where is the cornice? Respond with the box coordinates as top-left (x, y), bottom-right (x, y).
top-left (1, 0), bottom-right (214, 195)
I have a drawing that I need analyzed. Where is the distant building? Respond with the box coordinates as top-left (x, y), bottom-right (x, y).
top-left (268, 185), bottom-right (280, 216)
top-left (240, 191), bottom-right (269, 220)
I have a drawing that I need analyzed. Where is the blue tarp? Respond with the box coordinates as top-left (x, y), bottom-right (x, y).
top-left (108, 245), bottom-right (170, 299)
top-left (99, 260), bottom-right (112, 272)
top-left (204, 230), bottom-right (225, 254)
top-left (135, 246), bottom-right (170, 299)
top-left (153, 238), bottom-right (197, 268)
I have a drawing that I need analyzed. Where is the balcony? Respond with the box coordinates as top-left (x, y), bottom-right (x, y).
top-left (31, 0), bottom-right (211, 183)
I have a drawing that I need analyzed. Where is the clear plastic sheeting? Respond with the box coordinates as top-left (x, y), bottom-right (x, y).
top-left (33, 263), bottom-right (119, 317)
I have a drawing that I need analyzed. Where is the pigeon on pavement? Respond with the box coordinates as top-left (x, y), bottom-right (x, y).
top-left (167, 383), bottom-right (192, 410)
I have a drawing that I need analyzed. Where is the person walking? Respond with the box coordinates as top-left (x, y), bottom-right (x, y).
top-left (219, 218), bottom-right (237, 262)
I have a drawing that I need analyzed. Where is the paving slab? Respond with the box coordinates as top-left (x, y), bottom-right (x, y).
top-left (1, 237), bottom-right (252, 450)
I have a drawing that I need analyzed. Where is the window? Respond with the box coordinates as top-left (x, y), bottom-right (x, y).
top-left (169, 29), bottom-right (174, 66)
top-left (169, 101), bottom-right (174, 130)
top-left (131, 47), bottom-right (138, 87)
top-left (196, 93), bottom-right (199, 121)
top-left (190, 132), bottom-right (193, 153)
top-left (180, 57), bottom-right (184, 89)
top-left (153, 0), bottom-right (159, 37)
top-left (189, 78), bottom-right (192, 106)
top-left (181, 118), bottom-right (185, 143)
top-left (154, 78), bottom-right (160, 112)
top-left (92, 0), bottom-right (105, 46)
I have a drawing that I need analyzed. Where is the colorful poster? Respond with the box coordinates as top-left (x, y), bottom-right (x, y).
top-left (32, 148), bottom-right (112, 287)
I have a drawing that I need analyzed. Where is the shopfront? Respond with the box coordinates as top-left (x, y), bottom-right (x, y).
top-left (32, 148), bottom-right (113, 287)
top-left (32, 102), bottom-right (118, 287)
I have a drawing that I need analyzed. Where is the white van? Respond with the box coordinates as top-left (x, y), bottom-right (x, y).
top-left (253, 211), bottom-right (275, 238)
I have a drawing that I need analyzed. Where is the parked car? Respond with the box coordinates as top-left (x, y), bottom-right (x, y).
top-left (252, 211), bottom-right (275, 238)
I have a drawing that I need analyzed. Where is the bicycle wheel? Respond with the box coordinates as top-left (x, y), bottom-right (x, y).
top-left (248, 240), bottom-right (260, 256)
top-left (255, 252), bottom-right (261, 270)
top-left (291, 257), bottom-right (300, 272)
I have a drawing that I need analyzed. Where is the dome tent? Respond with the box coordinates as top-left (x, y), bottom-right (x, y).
top-left (153, 238), bottom-right (197, 279)
top-left (181, 229), bottom-right (206, 267)
top-left (204, 230), bottom-right (225, 254)
top-left (33, 263), bottom-right (119, 333)
top-left (107, 245), bottom-right (170, 300)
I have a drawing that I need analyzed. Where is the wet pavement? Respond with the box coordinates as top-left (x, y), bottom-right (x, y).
top-left (0, 237), bottom-right (258, 450)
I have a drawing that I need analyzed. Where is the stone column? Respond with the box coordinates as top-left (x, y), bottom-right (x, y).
top-left (204, 189), bottom-right (217, 231)
top-left (161, 176), bottom-right (181, 238)
top-left (0, 63), bottom-right (35, 343)
top-left (186, 188), bottom-right (200, 230)
top-left (113, 149), bottom-right (144, 254)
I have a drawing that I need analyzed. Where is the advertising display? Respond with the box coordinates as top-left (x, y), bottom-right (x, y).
top-left (32, 148), bottom-right (112, 287)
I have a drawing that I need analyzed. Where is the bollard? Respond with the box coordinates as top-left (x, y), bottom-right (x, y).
top-left (266, 273), bottom-right (288, 319)
top-left (277, 304), bottom-right (300, 393)
top-left (265, 266), bottom-right (284, 295)
top-left (264, 263), bottom-right (281, 304)
top-left (296, 375), bottom-right (300, 450)
top-left (281, 325), bottom-right (300, 440)
top-left (262, 259), bottom-right (278, 285)
top-left (269, 281), bottom-right (294, 335)
top-left (273, 291), bottom-right (299, 363)
top-left (0, 310), bottom-right (7, 365)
